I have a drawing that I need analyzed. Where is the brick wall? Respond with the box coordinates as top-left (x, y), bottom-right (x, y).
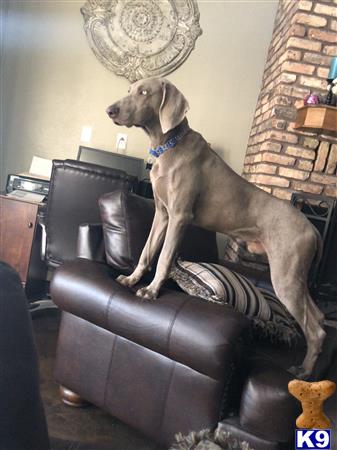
top-left (243, 0), bottom-right (337, 200)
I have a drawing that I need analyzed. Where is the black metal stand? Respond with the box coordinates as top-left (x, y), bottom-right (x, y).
top-left (291, 193), bottom-right (337, 303)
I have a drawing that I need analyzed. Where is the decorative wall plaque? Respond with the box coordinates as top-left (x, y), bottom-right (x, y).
top-left (81, 0), bottom-right (202, 82)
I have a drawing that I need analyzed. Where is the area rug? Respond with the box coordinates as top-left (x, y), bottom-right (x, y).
top-left (170, 428), bottom-right (253, 450)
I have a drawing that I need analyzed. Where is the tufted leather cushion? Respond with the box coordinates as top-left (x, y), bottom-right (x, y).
top-left (98, 190), bottom-right (219, 274)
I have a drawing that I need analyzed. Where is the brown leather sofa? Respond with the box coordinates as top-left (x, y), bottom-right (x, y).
top-left (51, 191), bottom-right (337, 450)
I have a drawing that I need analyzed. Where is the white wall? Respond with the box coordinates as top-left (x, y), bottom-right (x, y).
top-left (1, 0), bottom-right (277, 189)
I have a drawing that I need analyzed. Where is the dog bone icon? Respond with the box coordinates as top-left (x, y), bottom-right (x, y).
top-left (288, 379), bottom-right (336, 429)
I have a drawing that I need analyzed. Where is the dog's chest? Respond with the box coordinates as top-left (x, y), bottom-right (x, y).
top-left (150, 158), bottom-right (182, 206)
top-left (150, 165), bottom-right (169, 204)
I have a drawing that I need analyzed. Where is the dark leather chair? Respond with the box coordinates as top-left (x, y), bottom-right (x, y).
top-left (44, 159), bottom-right (137, 268)
top-left (50, 191), bottom-right (337, 449)
top-left (32, 159), bottom-right (137, 310)
top-left (0, 261), bottom-right (50, 450)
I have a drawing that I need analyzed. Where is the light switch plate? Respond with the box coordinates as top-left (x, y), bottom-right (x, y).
top-left (80, 126), bottom-right (92, 143)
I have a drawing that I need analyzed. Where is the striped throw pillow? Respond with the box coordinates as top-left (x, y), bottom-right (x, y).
top-left (170, 259), bottom-right (301, 345)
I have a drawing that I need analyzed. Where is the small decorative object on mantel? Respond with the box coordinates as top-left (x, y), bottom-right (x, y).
top-left (295, 57), bottom-right (337, 135)
top-left (325, 56), bottom-right (337, 107)
top-left (304, 92), bottom-right (320, 106)
top-left (80, 0), bottom-right (202, 82)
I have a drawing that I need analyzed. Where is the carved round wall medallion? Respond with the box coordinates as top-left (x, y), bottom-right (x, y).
top-left (120, 2), bottom-right (164, 44)
top-left (81, 0), bottom-right (202, 82)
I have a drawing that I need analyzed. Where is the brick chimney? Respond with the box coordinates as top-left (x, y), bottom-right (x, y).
top-left (243, 0), bottom-right (337, 200)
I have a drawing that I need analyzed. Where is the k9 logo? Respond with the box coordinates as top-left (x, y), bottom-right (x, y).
top-left (296, 430), bottom-right (331, 449)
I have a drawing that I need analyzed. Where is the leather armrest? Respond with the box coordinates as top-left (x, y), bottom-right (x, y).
top-left (51, 258), bottom-right (249, 380)
top-left (77, 223), bottom-right (105, 262)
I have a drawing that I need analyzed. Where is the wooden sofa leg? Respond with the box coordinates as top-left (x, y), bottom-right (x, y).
top-left (59, 386), bottom-right (90, 407)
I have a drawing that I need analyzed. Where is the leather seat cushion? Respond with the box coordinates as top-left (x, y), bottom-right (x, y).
top-left (98, 190), bottom-right (218, 275)
top-left (51, 258), bottom-right (249, 380)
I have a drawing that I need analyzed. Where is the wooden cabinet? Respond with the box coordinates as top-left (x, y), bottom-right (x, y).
top-left (0, 194), bottom-right (47, 297)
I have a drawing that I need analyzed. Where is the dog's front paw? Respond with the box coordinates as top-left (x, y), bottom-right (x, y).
top-left (136, 285), bottom-right (159, 301)
top-left (116, 274), bottom-right (138, 288)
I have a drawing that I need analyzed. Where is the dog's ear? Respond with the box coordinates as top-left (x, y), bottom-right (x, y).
top-left (159, 80), bottom-right (189, 134)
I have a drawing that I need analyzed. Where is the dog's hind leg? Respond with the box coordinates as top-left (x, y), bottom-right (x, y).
top-left (271, 270), bottom-right (325, 379)
top-left (266, 235), bottom-right (326, 379)
top-left (294, 293), bottom-right (326, 379)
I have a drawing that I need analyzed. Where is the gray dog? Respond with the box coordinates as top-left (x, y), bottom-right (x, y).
top-left (107, 77), bottom-right (325, 379)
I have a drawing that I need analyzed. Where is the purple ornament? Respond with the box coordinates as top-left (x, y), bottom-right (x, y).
top-left (304, 93), bottom-right (320, 105)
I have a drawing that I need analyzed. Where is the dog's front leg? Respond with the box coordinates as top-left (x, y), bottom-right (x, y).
top-left (117, 205), bottom-right (168, 288)
top-left (136, 212), bottom-right (191, 300)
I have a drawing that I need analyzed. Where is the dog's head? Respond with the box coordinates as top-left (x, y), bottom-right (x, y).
top-left (106, 77), bottom-right (189, 134)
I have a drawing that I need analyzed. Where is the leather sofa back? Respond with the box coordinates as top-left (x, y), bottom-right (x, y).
top-left (45, 160), bottom-right (137, 268)
top-left (99, 190), bottom-right (219, 274)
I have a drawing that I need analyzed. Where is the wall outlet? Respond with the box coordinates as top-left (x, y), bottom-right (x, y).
top-left (116, 133), bottom-right (127, 152)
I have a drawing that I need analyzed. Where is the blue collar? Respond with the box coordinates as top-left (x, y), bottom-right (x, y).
top-left (149, 128), bottom-right (189, 158)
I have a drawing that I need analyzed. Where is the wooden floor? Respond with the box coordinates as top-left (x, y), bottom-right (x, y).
top-left (32, 309), bottom-right (162, 450)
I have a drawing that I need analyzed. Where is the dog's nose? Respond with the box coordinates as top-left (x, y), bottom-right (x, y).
top-left (106, 105), bottom-right (119, 118)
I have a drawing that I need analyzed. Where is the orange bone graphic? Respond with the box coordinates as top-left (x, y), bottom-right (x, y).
top-left (288, 379), bottom-right (336, 429)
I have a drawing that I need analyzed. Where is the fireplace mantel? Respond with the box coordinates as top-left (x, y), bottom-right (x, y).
top-left (294, 106), bottom-right (337, 137)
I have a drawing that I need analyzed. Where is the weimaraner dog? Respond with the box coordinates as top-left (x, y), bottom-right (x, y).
top-left (107, 77), bottom-right (325, 378)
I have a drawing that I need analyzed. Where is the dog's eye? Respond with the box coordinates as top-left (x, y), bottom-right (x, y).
top-left (141, 90), bottom-right (148, 96)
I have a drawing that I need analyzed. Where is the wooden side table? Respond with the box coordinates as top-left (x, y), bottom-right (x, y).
top-left (0, 194), bottom-right (47, 297)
